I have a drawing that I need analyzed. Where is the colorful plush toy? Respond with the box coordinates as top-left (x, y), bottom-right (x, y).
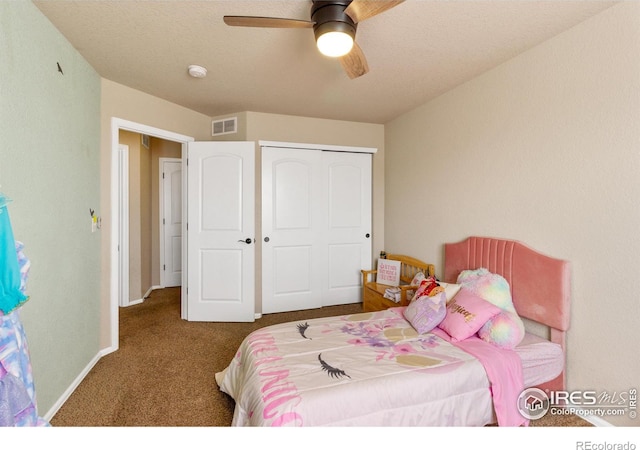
top-left (409, 274), bottom-right (461, 304)
top-left (456, 268), bottom-right (525, 349)
top-left (409, 276), bottom-right (443, 299)
top-left (420, 276), bottom-right (444, 297)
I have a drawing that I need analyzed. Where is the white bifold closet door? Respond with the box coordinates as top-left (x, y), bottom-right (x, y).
top-left (262, 146), bottom-right (372, 314)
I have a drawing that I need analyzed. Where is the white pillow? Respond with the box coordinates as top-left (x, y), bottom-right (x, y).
top-left (410, 271), bottom-right (426, 286)
top-left (438, 282), bottom-right (462, 303)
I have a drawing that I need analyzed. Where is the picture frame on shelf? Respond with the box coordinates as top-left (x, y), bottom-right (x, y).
top-left (376, 259), bottom-right (401, 286)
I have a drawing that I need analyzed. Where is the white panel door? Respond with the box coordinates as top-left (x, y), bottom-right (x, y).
top-left (186, 141), bottom-right (255, 322)
top-left (262, 147), bottom-right (324, 314)
top-left (162, 159), bottom-right (182, 287)
top-left (323, 151), bottom-right (372, 306)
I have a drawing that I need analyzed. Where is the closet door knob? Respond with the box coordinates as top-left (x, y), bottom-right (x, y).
top-left (264, 237), bottom-right (270, 242)
top-left (365, 233), bottom-right (370, 238)
top-left (238, 238), bottom-right (253, 244)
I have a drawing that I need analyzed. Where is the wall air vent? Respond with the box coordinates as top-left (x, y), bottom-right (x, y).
top-left (212, 116), bottom-right (238, 136)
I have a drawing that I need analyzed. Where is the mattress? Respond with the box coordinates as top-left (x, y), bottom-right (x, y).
top-left (516, 332), bottom-right (564, 388)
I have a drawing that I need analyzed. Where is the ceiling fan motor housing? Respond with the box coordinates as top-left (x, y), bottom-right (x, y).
top-left (311, 1), bottom-right (357, 41)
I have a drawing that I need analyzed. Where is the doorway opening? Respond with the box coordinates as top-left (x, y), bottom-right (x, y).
top-left (109, 118), bottom-right (193, 351)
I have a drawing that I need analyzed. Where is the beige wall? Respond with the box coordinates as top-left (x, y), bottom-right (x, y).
top-left (119, 130), bottom-right (154, 301)
top-left (140, 137), bottom-right (152, 297)
top-left (384, 2), bottom-right (639, 426)
top-left (119, 130), bottom-right (143, 300)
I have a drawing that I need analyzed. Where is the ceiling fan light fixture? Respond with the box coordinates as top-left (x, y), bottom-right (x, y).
top-left (311, 2), bottom-right (357, 58)
top-left (316, 30), bottom-right (354, 57)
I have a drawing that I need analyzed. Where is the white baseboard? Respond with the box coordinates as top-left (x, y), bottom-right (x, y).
top-left (576, 412), bottom-right (614, 427)
top-left (145, 285), bottom-right (162, 299)
top-left (42, 346), bottom-right (115, 422)
top-left (564, 401), bottom-right (614, 427)
top-left (123, 285), bottom-right (163, 307)
top-left (43, 285), bottom-right (169, 421)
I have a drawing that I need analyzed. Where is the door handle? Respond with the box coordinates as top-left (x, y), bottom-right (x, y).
top-left (238, 238), bottom-right (253, 244)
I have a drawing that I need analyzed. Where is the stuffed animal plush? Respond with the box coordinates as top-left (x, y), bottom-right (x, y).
top-left (456, 268), bottom-right (525, 349)
top-left (414, 276), bottom-right (444, 298)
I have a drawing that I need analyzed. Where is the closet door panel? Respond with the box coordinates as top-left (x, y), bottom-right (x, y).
top-left (323, 152), bottom-right (372, 305)
top-left (262, 148), bottom-right (324, 314)
top-left (274, 160), bottom-right (312, 229)
top-left (273, 245), bottom-right (313, 299)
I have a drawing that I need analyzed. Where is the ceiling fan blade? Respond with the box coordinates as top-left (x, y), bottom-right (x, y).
top-left (223, 16), bottom-right (314, 28)
top-left (344, 0), bottom-right (405, 23)
top-left (339, 41), bottom-right (369, 79)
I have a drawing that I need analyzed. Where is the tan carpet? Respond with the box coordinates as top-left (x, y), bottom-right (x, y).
top-left (50, 287), bottom-right (591, 427)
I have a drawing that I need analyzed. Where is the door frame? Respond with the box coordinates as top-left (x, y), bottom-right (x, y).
top-left (159, 157), bottom-right (182, 288)
top-left (259, 140), bottom-right (377, 154)
top-left (118, 144), bottom-right (130, 308)
top-left (110, 118), bottom-right (194, 351)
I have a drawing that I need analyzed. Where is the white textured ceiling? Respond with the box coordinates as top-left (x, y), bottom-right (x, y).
top-left (34, 0), bottom-right (617, 124)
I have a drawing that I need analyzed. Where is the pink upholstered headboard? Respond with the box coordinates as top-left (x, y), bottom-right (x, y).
top-left (444, 236), bottom-right (571, 390)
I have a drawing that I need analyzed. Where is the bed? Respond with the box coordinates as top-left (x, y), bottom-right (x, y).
top-left (216, 236), bottom-right (571, 426)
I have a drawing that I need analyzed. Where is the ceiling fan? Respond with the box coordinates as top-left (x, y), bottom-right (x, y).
top-left (223, 0), bottom-right (405, 79)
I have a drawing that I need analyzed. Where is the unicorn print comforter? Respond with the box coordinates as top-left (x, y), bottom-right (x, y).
top-left (216, 307), bottom-right (526, 427)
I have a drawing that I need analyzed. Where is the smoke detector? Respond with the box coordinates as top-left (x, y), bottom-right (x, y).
top-left (188, 65), bottom-right (207, 78)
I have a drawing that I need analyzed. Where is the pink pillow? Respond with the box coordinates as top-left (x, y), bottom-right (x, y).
top-left (457, 268), bottom-right (525, 349)
top-left (437, 287), bottom-right (502, 342)
top-left (403, 291), bottom-right (447, 334)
